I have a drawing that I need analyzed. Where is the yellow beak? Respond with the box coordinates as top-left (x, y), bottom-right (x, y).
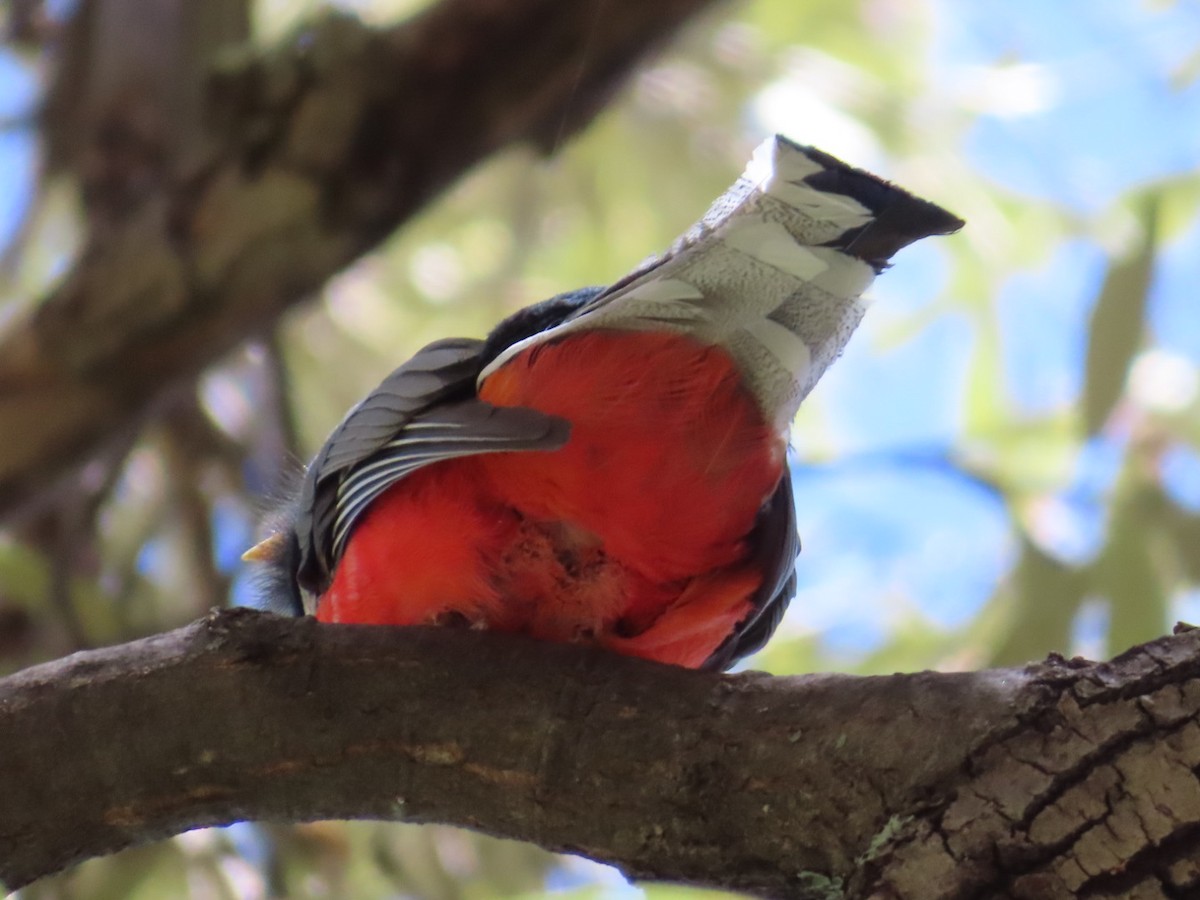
top-left (241, 532), bottom-right (285, 564)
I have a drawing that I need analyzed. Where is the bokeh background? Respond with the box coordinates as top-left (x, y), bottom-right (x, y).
top-left (2, 0), bottom-right (1199, 897)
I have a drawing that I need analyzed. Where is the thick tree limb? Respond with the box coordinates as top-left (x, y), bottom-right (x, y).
top-left (2, 610), bottom-right (1199, 897)
top-left (0, 0), bottom-right (721, 519)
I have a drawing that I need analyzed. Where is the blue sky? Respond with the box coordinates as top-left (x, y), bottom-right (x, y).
top-left (946, 1), bottom-right (1200, 212)
top-left (0, 49), bottom-right (35, 252)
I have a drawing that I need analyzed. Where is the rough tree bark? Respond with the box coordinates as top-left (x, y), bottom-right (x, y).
top-left (0, 0), bottom-right (722, 520)
top-left (2, 609), bottom-right (1198, 898)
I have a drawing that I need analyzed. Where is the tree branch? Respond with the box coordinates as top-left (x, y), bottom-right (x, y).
top-left (0, 0), bottom-right (721, 520)
top-left (3, 610), bottom-right (1199, 897)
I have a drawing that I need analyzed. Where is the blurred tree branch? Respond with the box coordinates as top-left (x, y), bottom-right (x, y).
top-left (2, 609), bottom-right (1199, 898)
top-left (0, 0), bottom-right (721, 521)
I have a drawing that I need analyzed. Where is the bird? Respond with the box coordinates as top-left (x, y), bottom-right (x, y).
top-left (243, 135), bottom-right (963, 671)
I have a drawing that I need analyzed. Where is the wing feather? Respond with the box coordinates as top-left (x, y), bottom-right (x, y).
top-left (292, 338), bottom-right (570, 597)
top-left (328, 402), bottom-right (570, 561)
top-left (702, 473), bottom-right (800, 671)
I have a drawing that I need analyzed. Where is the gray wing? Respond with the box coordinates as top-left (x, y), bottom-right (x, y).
top-left (293, 337), bottom-right (570, 598)
top-left (328, 400), bottom-right (571, 563)
top-left (702, 473), bottom-right (800, 671)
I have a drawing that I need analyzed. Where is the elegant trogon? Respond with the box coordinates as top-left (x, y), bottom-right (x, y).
top-left (244, 135), bottom-right (962, 671)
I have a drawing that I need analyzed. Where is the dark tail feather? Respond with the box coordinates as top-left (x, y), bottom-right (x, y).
top-left (787, 140), bottom-right (964, 272)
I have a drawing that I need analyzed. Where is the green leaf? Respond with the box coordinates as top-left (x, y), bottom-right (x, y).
top-left (1161, 500), bottom-right (1200, 586)
top-left (1097, 481), bottom-right (1170, 656)
top-left (643, 884), bottom-right (751, 900)
top-left (1081, 195), bottom-right (1160, 435)
top-left (988, 534), bottom-right (1088, 666)
top-left (963, 309), bottom-right (1008, 435)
